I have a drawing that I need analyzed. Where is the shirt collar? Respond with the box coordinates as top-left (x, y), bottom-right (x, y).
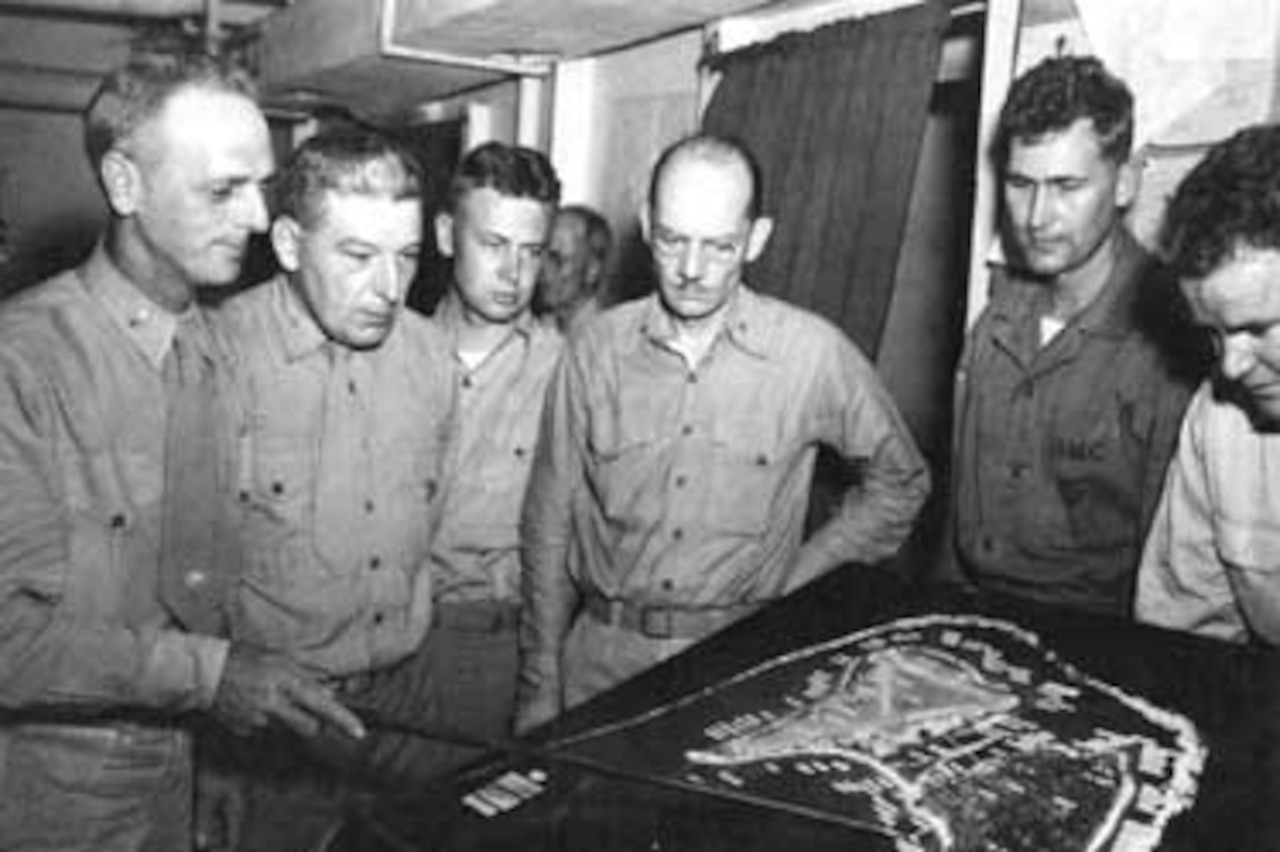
top-left (266, 275), bottom-right (331, 363)
top-left (1077, 228), bottom-right (1154, 339)
top-left (637, 284), bottom-right (771, 360)
top-left (79, 241), bottom-right (183, 370)
top-left (989, 228), bottom-right (1151, 341)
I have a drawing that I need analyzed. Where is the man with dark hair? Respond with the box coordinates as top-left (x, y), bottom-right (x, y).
top-left (947, 55), bottom-right (1203, 615)
top-left (1136, 124), bottom-right (1280, 644)
top-left (0, 49), bottom-right (359, 852)
top-left (206, 126), bottom-right (456, 850)
top-left (425, 141), bottom-right (563, 761)
top-left (517, 133), bottom-right (928, 731)
top-left (536, 204), bottom-right (613, 333)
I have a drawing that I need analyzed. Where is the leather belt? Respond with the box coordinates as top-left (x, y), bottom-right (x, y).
top-left (581, 591), bottom-right (762, 640)
top-left (434, 599), bottom-right (520, 634)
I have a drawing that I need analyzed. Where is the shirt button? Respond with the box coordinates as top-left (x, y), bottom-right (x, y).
top-left (373, 612), bottom-right (385, 626)
top-left (673, 528), bottom-right (684, 541)
top-left (271, 481), bottom-right (285, 495)
top-left (1008, 463), bottom-right (1027, 480)
top-left (364, 499), bottom-right (375, 514)
top-left (661, 579), bottom-right (674, 591)
top-left (514, 447), bottom-right (526, 459)
top-left (110, 513), bottom-right (127, 529)
top-left (370, 556), bottom-right (382, 570)
top-left (425, 480), bottom-right (438, 501)
top-left (675, 475), bottom-right (686, 488)
top-left (184, 570), bottom-right (207, 589)
top-left (238, 490), bottom-right (250, 503)
top-left (348, 380), bottom-right (357, 395)
top-left (687, 373), bottom-right (698, 384)
top-left (681, 425), bottom-right (693, 436)
top-left (981, 536), bottom-right (996, 554)
top-left (461, 376), bottom-right (473, 389)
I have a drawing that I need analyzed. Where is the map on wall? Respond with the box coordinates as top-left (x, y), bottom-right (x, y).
top-left (463, 615), bottom-right (1205, 852)
top-left (999, 0), bottom-right (1280, 253)
top-left (1017, 0), bottom-right (1279, 151)
top-left (1074, 0), bottom-right (1279, 149)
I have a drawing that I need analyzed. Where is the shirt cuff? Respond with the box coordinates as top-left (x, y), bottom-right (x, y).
top-left (140, 629), bottom-right (231, 712)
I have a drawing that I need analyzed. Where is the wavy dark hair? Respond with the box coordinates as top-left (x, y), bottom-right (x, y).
top-left (447, 142), bottom-right (560, 211)
top-left (1161, 123), bottom-right (1280, 280)
top-left (995, 55), bottom-right (1133, 166)
top-left (275, 126), bottom-right (423, 228)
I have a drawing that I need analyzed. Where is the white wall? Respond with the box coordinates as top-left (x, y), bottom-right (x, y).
top-left (547, 30), bottom-right (704, 301)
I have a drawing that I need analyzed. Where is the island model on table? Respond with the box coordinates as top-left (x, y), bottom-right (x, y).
top-left (464, 615), bottom-right (1206, 852)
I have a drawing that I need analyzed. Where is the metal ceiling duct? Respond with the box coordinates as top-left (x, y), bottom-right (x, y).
top-left (0, 0), bottom-right (206, 16)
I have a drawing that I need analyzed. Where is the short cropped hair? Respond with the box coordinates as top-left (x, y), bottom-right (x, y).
top-left (274, 127), bottom-right (423, 228)
top-left (1161, 123), bottom-right (1280, 280)
top-left (649, 134), bottom-right (764, 219)
top-left (995, 55), bottom-right (1134, 166)
top-left (560, 204), bottom-right (613, 267)
top-left (447, 141), bottom-right (560, 211)
top-left (84, 47), bottom-right (257, 173)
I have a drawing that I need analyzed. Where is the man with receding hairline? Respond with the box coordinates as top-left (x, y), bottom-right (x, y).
top-left (517, 133), bottom-right (929, 731)
top-left (0, 47), bottom-right (358, 852)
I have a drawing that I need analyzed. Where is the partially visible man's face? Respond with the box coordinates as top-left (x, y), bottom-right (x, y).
top-left (436, 186), bottom-right (552, 327)
top-left (1002, 117), bottom-right (1133, 281)
top-left (645, 156), bottom-right (765, 326)
top-left (538, 213), bottom-right (592, 311)
top-left (1182, 246), bottom-right (1280, 429)
top-left (130, 85), bottom-right (273, 289)
top-left (277, 192), bottom-right (422, 350)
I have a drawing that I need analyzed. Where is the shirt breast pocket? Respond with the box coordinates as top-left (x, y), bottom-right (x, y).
top-left (1051, 426), bottom-right (1134, 552)
top-left (705, 423), bottom-right (781, 537)
top-left (1056, 479), bottom-right (1132, 548)
top-left (61, 451), bottom-right (139, 611)
top-left (592, 431), bottom-right (664, 533)
top-left (236, 427), bottom-right (312, 549)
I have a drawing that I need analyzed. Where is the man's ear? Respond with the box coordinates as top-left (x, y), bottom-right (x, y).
top-left (639, 204), bottom-right (652, 244)
top-left (586, 256), bottom-right (604, 290)
top-left (270, 216), bottom-right (302, 273)
top-left (1115, 157), bottom-right (1142, 210)
top-left (745, 217), bottom-right (774, 262)
top-left (100, 149), bottom-right (141, 217)
top-left (434, 211), bottom-right (455, 258)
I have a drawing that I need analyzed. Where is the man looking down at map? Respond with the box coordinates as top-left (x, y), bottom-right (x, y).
top-left (946, 56), bottom-right (1203, 615)
top-left (516, 133), bottom-right (929, 732)
top-left (1136, 124), bottom-right (1280, 645)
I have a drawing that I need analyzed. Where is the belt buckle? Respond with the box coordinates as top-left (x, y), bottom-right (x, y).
top-left (639, 606), bottom-right (675, 639)
top-left (490, 604), bottom-right (517, 633)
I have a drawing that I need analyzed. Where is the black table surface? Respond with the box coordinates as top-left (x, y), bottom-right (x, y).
top-left (330, 566), bottom-right (1280, 852)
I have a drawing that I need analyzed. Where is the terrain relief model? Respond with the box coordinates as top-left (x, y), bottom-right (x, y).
top-left (549, 615), bottom-right (1205, 852)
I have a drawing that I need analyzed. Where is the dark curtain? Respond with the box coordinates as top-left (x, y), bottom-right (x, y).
top-left (702, 2), bottom-right (949, 356)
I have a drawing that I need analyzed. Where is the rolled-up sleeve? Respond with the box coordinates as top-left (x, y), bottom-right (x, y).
top-left (1135, 387), bottom-right (1280, 645)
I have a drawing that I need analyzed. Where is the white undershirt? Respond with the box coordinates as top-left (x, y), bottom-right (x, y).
top-left (457, 346), bottom-right (489, 371)
top-left (1039, 315), bottom-right (1066, 347)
